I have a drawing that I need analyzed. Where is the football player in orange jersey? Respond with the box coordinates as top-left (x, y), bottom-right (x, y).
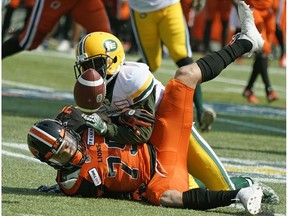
top-left (2, 0), bottom-right (111, 59)
top-left (202, 0), bottom-right (233, 53)
top-left (242, 0), bottom-right (279, 103)
top-left (27, 2), bottom-right (268, 214)
top-left (275, 0), bottom-right (286, 68)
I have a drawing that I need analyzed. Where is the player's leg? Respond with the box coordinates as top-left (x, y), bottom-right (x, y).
top-left (176, 1), bottom-right (264, 89)
top-left (130, 9), bottom-right (162, 72)
top-left (146, 77), bottom-right (194, 205)
top-left (177, 0), bottom-right (264, 191)
top-left (2, 1), bottom-right (18, 39)
top-left (71, 0), bottom-right (111, 33)
top-left (261, 10), bottom-right (278, 102)
top-left (161, 184), bottom-right (263, 214)
top-left (147, 2), bottom-right (265, 210)
top-left (203, 0), bottom-right (217, 53)
top-left (159, 3), bottom-right (216, 131)
top-left (219, 0), bottom-right (233, 47)
top-left (2, 0), bottom-right (74, 58)
top-left (187, 125), bottom-right (235, 190)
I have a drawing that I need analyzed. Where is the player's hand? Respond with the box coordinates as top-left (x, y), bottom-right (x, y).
top-left (82, 113), bottom-right (107, 135)
top-left (119, 108), bottom-right (155, 129)
top-left (37, 184), bottom-right (61, 193)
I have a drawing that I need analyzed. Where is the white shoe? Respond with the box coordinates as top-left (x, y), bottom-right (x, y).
top-left (234, 1), bottom-right (264, 55)
top-left (57, 39), bottom-right (71, 52)
top-left (236, 184), bottom-right (263, 215)
top-left (200, 107), bottom-right (216, 132)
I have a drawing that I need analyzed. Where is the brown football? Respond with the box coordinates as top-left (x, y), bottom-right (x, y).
top-left (73, 68), bottom-right (106, 114)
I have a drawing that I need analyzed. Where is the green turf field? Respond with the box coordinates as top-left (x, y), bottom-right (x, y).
top-left (2, 50), bottom-right (286, 216)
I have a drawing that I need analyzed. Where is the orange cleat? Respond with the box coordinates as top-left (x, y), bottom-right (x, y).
top-left (267, 91), bottom-right (278, 103)
top-left (243, 89), bottom-right (259, 104)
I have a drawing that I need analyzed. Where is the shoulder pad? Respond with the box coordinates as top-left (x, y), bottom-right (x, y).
top-left (117, 62), bottom-right (155, 103)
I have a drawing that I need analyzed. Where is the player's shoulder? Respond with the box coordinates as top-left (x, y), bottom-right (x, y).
top-left (116, 61), bottom-right (155, 102)
top-left (120, 61), bottom-right (151, 78)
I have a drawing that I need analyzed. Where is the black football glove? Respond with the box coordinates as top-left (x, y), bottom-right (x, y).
top-left (119, 108), bottom-right (155, 129)
top-left (55, 105), bottom-right (86, 133)
top-left (82, 113), bottom-right (107, 135)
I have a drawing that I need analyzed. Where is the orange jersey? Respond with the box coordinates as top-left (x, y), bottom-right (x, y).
top-left (244, 0), bottom-right (276, 54)
top-left (57, 128), bottom-right (154, 197)
top-left (245, 0), bottom-right (274, 10)
top-left (205, 0), bottom-right (233, 21)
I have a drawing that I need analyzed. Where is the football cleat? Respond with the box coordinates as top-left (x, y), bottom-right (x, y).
top-left (200, 107), bottom-right (216, 132)
top-left (267, 91), bottom-right (278, 103)
top-left (243, 89), bottom-right (259, 104)
top-left (258, 182), bottom-right (280, 205)
top-left (236, 184), bottom-right (263, 215)
top-left (239, 177), bottom-right (280, 205)
top-left (233, 1), bottom-right (264, 56)
top-left (57, 39), bottom-right (71, 52)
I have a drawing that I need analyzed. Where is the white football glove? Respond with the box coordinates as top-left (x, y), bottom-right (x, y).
top-left (82, 113), bottom-right (107, 135)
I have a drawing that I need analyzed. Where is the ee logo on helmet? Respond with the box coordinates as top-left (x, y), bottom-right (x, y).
top-left (104, 40), bottom-right (118, 52)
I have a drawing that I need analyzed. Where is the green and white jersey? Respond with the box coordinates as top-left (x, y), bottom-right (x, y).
top-left (99, 61), bottom-right (165, 117)
top-left (129, 0), bottom-right (179, 13)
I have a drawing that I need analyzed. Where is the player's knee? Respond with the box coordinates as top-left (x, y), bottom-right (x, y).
top-left (174, 64), bottom-right (201, 88)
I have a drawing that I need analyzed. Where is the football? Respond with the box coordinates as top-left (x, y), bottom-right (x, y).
top-left (73, 68), bottom-right (106, 114)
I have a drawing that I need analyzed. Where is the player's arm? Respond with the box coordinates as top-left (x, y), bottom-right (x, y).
top-left (83, 90), bottom-right (156, 145)
top-left (105, 91), bottom-right (155, 144)
top-left (55, 105), bottom-right (87, 133)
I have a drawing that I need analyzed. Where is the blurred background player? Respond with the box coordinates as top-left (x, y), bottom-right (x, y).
top-left (103, 0), bottom-right (137, 53)
top-left (275, 0), bottom-right (286, 68)
top-left (242, 0), bottom-right (279, 104)
top-left (129, 0), bottom-right (216, 132)
top-left (202, 0), bottom-right (233, 53)
top-left (2, 0), bottom-right (35, 40)
top-left (52, 14), bottom-right (85, 53)
top-left (180, 0), bottom-right (206, 58)
top-left (2, 0), bottom-right (111, 59)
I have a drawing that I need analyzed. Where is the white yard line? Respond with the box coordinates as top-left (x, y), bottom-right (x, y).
top-left (2, 80), bottom-right (55, 91)
top-left (2, 150), bottom-right (42, 164)
top-left (216, 118), bottom-right (286, 134)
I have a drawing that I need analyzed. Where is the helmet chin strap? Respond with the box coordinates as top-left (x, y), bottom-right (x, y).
top-left (105, 72), bottom-right (118, 85)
